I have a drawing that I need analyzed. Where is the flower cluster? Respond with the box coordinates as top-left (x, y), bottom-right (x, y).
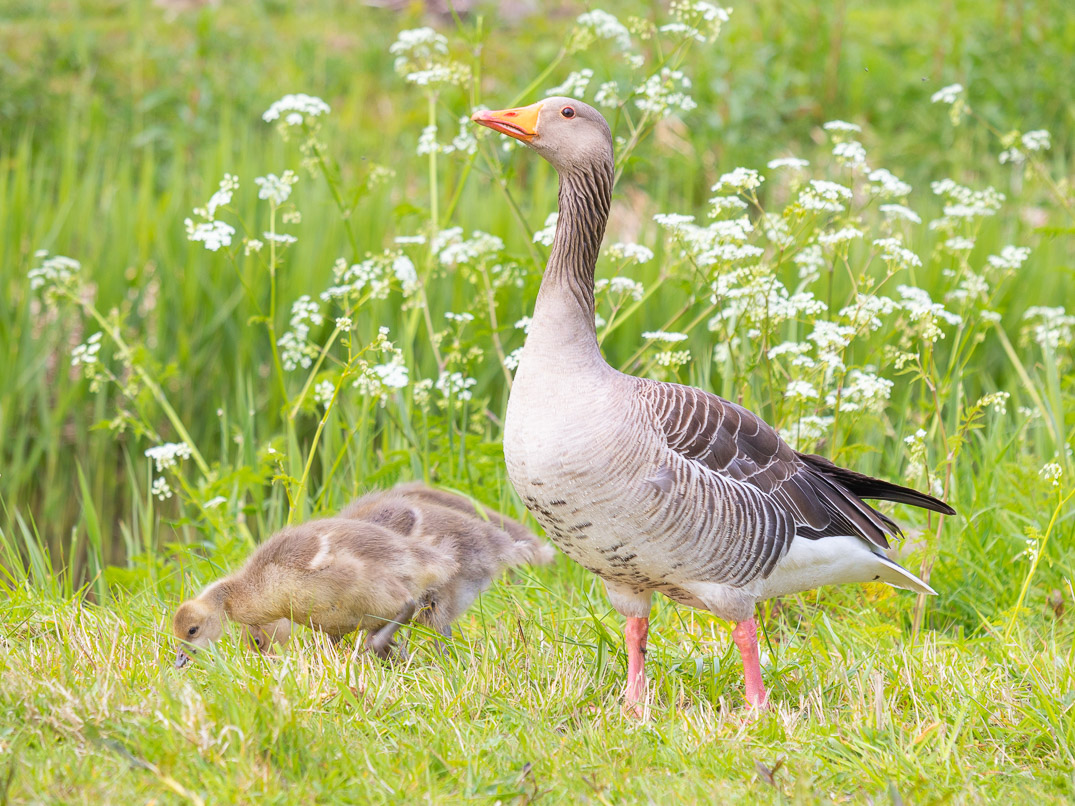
top-left (185, 174), bottom-right (239, 252)
top-left (263, 94), bottom-right (330, 127)
top-left (390, 27), bottom-right (470, 88)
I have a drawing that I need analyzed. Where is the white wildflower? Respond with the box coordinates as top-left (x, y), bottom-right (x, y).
top-left (393, 254), bottom-right (419, 295)
top-left (642, 330), bottom-right (689, 343)
top-left (653, 212), bottom-right (696, 233)
top-left (1021, 129), bottom-right (1051, 152)
top-left (798, 179), bottom-right (853, 213)
top-left (29, 253), bottom-right (81, 295)
top-left (709, 195), bottom-right (749, 215)
top-left (262, 232), bottom-right (297, 244)
top-left (767, 157), bottom-right (809, 170)
top-left (1039, 462), bottom-right (1063, 488)
top-left (145, 442), bottom-right (193, 473)
top-left (435, 371), bottom-right (477, 401)
top-left (868, 168), bottom-right (912, 198)
top-left (880, 204), bottom-right (921, 224)
top-left (185, 219), bottom-right (235, 251)
top-left (832, 140), bottom-right (868, 168)
top-left (445, 311), bottom-right (475, 324)
top-left (942, 236), bottom-right (975, 252)
top-left (976, 391), bottom-right (1009, 416)
top-left (829, 369), bottom-right (893, 412)
top-left (547, 69), bottom-right (593, 97)
top-left (873, 237), bottom-right (922, 268)
top-left (314, 380), bottom-right (336, 408)
top-left (712, 167), bottom-right (763, 193)
top-left (576, 9), bottom-right (632, 51)
top-left (395, 235), bottom-right (427, 246)
top-left (596, 277), bottom-right (645, 300)
top-left (244, 239), bottom-right (264, 255)
top-left (71, 332), bottom-right (103, 367)
top-left (151, 477), bottom-right (173, 501)
top-left (781, 415), bottom-right (834, 452)
top-left (818, 227), bottom-right (863, 248)
top-left (532, 213), bottom-right (559, 247)
top-left (437, 230), bottom-right (504, 268)
top-left (786, 380), bottom-right (818, 400)
top-left (634, 68), bottom-right (697, 118)
top-left (823, 120), bottom-right (861, 133)
top-left (1023, 306), bottom-right (1075, 351)
top-left (263, 93), bottom-right (331, 124)
top-left (606, 243), bottom-right (654, 264)
top-left (372, 358), bottom-right (409, 389)
top-left (416, 125), bottom-right (442, 156)
top-left (986, 245), bottom-right (1030, 271)
top-left (930, 83), bottom-right (963, 104)
top-left (897, 285), bottom-right (962, 342)
top-left (595, 81), bottom-right (622, 108)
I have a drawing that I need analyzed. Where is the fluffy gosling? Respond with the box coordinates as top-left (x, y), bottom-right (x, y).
top-left (340, 483), bottom-right (555, 639)
top-left (172, 517), bottom-right (458, 667)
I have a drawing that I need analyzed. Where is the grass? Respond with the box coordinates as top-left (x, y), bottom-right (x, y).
top-left (2, 0), bottom-right (1074, 801)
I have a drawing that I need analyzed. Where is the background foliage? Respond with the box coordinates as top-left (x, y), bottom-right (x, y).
top-left (1, 0), bottom-right (1073, 802)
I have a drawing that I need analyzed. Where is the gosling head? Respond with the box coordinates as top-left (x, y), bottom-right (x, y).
top-left (172, 598), bottom-right (225, 668)
top-left (244, 619), bottom-right (292, 654)
top-left (472, 97), bottom-right (612, 175)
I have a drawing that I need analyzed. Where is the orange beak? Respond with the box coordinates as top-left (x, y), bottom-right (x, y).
top-left (471, 101), bottom-right (544, 143)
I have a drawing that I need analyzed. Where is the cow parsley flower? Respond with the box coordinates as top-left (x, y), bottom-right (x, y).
top-left (767, 157), bottom-right (809, 170)
top-left (798, 179), bottom-right (853, 213)
top-left (532, 213), bottom-right (559, 247)
top-left (185, 219), bottom-right (235, 251)
top-left (263, 93), bottom-right (331, 124)
top-left (712, 167), bottom-right (763, 193)
top-left (643, 330), bottom-right (689, 343)
top-left (873, 238), bottom-right (922, 268)
top-left (254, 171), bottom-right (298, 206)
top-left (547, 69), bottom-right (594, 97)
top-left (987, 245), bottom-right (1031, 271)
top-left (390, 27), bottom-right (470, 88)
top-left (71, 332), bottom-right (103, 368)
top-left (829, 369), bottom-right (893, 412)
top-left (930, 83), bottom-right (963, 105)
top-left (145, 442), bottom-right (193, 473)
top-left (832, 140), bottom-right (868, 168)
top-left (606, 243), bottom-right (654, 264)
top-left (29, 252), bottom-right (82, 297)
top-left (1040, 462), bottom-right (1063, 488)
top-left (575, 10), bottom-right (632, 51)
top-left (786, 380), bottom-right (819, 400)
top-left (372, 357), bottom-right (409, 389)
top-left (868, 169), bottom-right (912, 198)
top-left (942, 236), bottom-right (975, 252)
top-left (818, 227), bottom-right (863, 248)
top-left (879, 204), bottom-right (921, 224)
top-left (1023, 306), bottom-right (1075, 351)
top-left (596, 277), bottom-right (645, 300)
top-left (595, 81), bottom-right (622, 108)
top-left (633, 68), bottom-right (697, 117)
top-left (823, 120), bottom-right (861, 134)
top-left (435, 371), bottom-right (477, 401)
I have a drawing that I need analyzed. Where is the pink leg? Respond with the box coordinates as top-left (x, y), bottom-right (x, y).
top-left (732, 618), bottom-right (768, 709)
top-left (624, 616), bottom-right (649, 711)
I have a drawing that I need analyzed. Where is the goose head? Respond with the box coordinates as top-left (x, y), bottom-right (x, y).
top-left (172, 598), bottom-right (225, 667)
top-left (472, 97), bottom-right (612, 175)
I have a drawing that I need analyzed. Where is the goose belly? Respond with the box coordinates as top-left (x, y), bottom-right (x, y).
top-left (504, 398), bottom-right (681, 589)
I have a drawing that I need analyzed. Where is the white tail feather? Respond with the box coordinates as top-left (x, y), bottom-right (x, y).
top-left (874, 553), bottom-right (937, 595)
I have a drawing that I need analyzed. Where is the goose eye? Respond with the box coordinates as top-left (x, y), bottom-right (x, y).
top-left (561, 107), bottom-right (575, 119)
top-left (188, 626), bottom-right (198, 636)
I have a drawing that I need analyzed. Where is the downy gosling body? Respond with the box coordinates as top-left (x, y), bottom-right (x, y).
top-left (340, 483), bottom-right (555, 638)
top-left (173, 517), bottom-right (457, 667)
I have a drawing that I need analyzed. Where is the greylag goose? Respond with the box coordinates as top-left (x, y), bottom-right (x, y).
top-left (472, 98), bottom-right (955, 709)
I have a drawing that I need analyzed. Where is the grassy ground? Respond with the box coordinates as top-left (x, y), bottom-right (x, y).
top-left (2, 0), bottom-right (1074, 802)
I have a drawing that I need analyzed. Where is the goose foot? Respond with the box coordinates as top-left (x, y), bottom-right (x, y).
top-left (732, 617), bottom-right (768, 709)
top-left (365, 600), bottom-right (417, 660)
top-left (623, 616), bottom-right (649, 717)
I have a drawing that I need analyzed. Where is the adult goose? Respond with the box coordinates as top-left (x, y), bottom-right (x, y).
top-left (472, 97), bottom-right (955, 710)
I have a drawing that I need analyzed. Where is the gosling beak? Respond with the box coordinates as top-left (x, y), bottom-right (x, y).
top-left (174, 648), bottom-right (192, 669)
top-left (471, 101), bottom-right (543, 143)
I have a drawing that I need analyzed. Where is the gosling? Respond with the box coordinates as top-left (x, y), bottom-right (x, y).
top-left (173, 486), bottom-right (553, 665)
top-left (341, 483), bottom-right (555, 639)
top-left (172, 517), bottom-right (458, 667)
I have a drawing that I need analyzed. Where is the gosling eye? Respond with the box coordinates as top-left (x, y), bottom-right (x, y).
top-left (188, 626), bottom-right (199, 636)
top-left (254, 637), bottom-right (262, 647)
top-left (561, 106), bottom-right (575, 119)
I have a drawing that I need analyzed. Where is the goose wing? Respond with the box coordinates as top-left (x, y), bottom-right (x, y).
top-left (637, 379), bottom-right (950, 584)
